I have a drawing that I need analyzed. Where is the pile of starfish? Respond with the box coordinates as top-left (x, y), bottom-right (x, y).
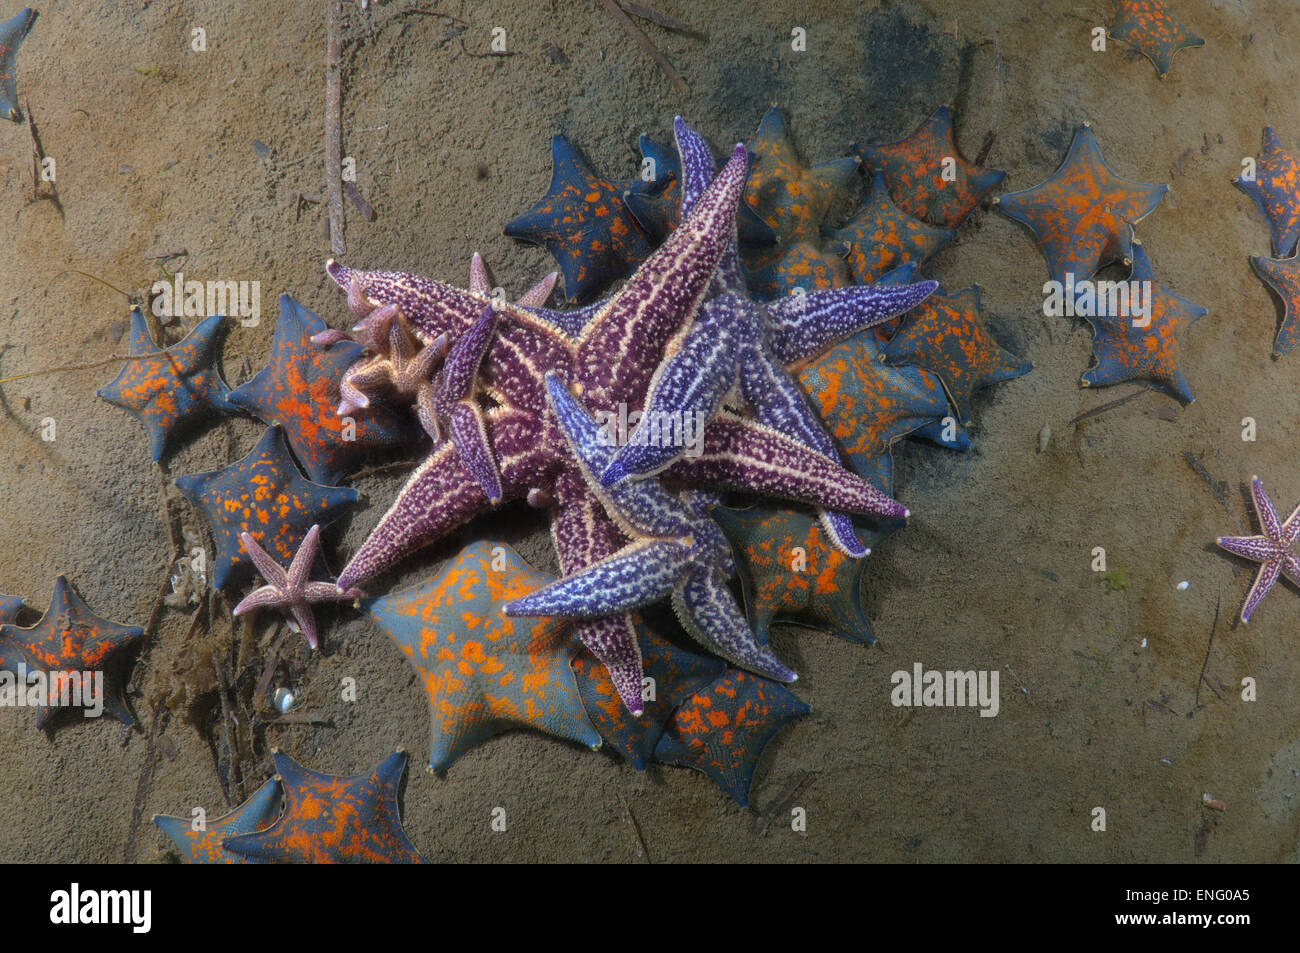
top-left (1235, 127), bottom-right (1300, 357)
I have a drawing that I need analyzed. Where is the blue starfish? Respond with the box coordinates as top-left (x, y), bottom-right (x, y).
top-left (229, 295), bottom-right (421, 486)
top-left (1235, 127), bottom-right (1300, 259)
top-left (153, 777), bottom-right (282, 865)
top-left (601, 117), bottom-right (932, 556)
top-left (0, 7), bottom-right (36, 122)
top-left (0, 594), bottom-right (23, 624)
top-left (653, 667), bottom-right (809, 807)
top-left (506, 372), bottom-right (808, 681)
top-left (173, 424), bottom-right (357, 590)
top-left (96, 309), bottom-right (236, 462)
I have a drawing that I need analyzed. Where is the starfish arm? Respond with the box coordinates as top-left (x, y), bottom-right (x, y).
top-left (416, 380), bottom-right (440, 441)
top-left (672, 116), bottom-right (718, 222)
top-left (469, 252), bottom-right (490, 295)
top-left (504, 539), bottom-right (688, 619)
top-left (302, 581), bottom-right (352, 601)
top-left (578, 144), bottom-right (748, 408)
top-left (406, 333), bottom-right (449, 388)
top-left (1216, 534), bottom-right (1276, 563)
top-left (518, 271), bottom-right (559, 307)
top-left (766, 280), bottom-right (939, 364)
top-left (573, 615), bottom-right (646, 717)
top-left (818, 510), bottom-right (870, 559)
top-left (237, 532), bottom-right (289, 589)
top-left (448, 401), bottom-right (503, 503)
top-left (1283, 553), bottom-right (1300, 587)
top-left (286, 524), bottom-right (322, 592)
top-left (1250, 476), bottom-right (1283, 541)
top-left (438, 306), bottom-right (496, 402)
top-left (524, 300), bottom-right (603, 337)
top-left (288, 602), bottom-right (322, 650)
top-left (673, 565), bottom-right (796, 681)
top-left (602, 300), bottom-right (738, 485)
top-left (326, 261), bottom-right (485, 345)
top-left (670, 416), bottom-right (909, 519)
top-left (1240, 559), bottom-right (1283, 624)
top-left (740, 343), bottom-right (841, 456)
top-left (1284, 498), bottom-right (1300, 546)
top-left (232, 585), bottom-right (287, 616)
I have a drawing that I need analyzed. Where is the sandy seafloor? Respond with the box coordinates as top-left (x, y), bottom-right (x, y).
top-left (0, 0), bottom-right (1298, 863)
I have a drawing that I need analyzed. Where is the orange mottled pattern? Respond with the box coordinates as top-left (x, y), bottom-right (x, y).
top-left (832, 172), bottom-right (955, 284)
top-left (154, 777), bottom-right (281, 864)
top-left (856, 107), bottom-right (1007, 228)
top-left (368, 540), bottom-right (600, 772)
top-left (747, 240), bottom-right (849, 297)
top-left (1251, 254), bottom-right (1300, 357)
top-left (222, 751), bottom-right (423, 863)
top-left (1234, 128), bottom-right (1300, 259)
top-left (0, 576), bottom-right (143, 727)
top-left (1109, 0), bottom-right (1204, 78)
top-left (653, 669), bottom-right (809, 806)
top-left (571, 617), bottom-right (724, 769)
top-left (994, 124), bottom-right (1166, 285)
top-left (881, 287), bottom-right (1032, 426)
top-left (173, 424), bottom-right (357, 590)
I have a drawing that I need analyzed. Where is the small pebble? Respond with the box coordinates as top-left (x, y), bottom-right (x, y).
top-left (1176, 580), bottom-right (1189, 591)
top-left (251, 138), bottom-right (270, 158)
top-left (273, 687), bottom-right (295, 714)
top-left (1036, 424), bottom-right (1051, 453)
top-left (118, 164), bottom-right (132, 175)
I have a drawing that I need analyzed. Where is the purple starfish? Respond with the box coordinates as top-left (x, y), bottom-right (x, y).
top-left (1216, 476), bottom-right (1300, 623)
top-left (324, 141), bottom-right (905, 713)
top-left (233, 525), bottom-right (360, 650)
top-left (600, 118), bottom-right (935, 556)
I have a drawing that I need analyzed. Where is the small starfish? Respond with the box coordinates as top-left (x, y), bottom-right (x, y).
top-left (993, 123), bottom-right (1166, 285)
top-left (504, 134), bottom-right (657, 302)
top-left (153, 777), bottom-right (282, 865)
top-left (0, 7), bottom-right (37, 122)
top-left (173, 425), bottom-right (358, 590)
top-left (366, 540), bottom-right (600, 772)
top-left (827, 170), bottom-right (955, 285)
top-left (229, 295), bottom-right (420, 485)
top-left (1235, 127), bottom-right (1300, 259)
top-left (1215, 476), bottom-right (1300, 623)
top-left (882, 286), bottom-right (1031, 427)
top-left (653, 668), bottom-right (809, 806)
top-left (741, 106), bottom-right (860, 299)
top-left (0, 594), bottom-right (23, 624)
top-left (713, 503), bottom-right (902, 646)
top-left (1081, 243), bottom-right (1203, 401)
top-left (0, 576), bottom-right (143, 727)
top-left (572, 616), bottom-right (725, 770)
top-left (96, 309), bottom-right (236, 462)
top-left (223, 749), bottom-right (424, 864)
top-left (1250, 253), bottom-right (1300, 357)
top-left (232, 525), bottom-right (359, 650)
top-left (1108, 0), bottom-right (1204, 80)
top-left (855, 106), bottom-right (1007, 228)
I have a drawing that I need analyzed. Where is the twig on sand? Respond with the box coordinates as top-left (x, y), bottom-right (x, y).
top-left (598, 0), bottom-right (689, 95)
top-left (1067, 388), bottom-right (1147, 426)
top-left (326, 1), bottom-right (346, 256)
top-left (1194, 593), bottom-right (1222, 708)
top-left (618, 1), bottom-right (707, 39)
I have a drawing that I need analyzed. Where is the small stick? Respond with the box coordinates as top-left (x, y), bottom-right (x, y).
top-left (325, 1), bottom-right (346, 255)
top-left (143, 249), bottom-right (187, 261)
top-left (598, 0), bottom-right (689, 95)
top-left (0, 353), bottom-right (140, 386)
top-left (343, 180), bottom-right (376, 221)
top-left (1195, 593), bottom-right (1220, 707)
top-left (618, 1), bottom-right (707, 38)
top-left (618, 794), bottom-right (650, 863)
top-left (45, 268), bottom-right (132, 302)
top-left (1067, 388), bottom-right (1146, 426)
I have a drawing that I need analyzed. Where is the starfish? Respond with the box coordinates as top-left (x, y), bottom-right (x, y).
top-left (0, 594), bottom-right (23, 624)
top-left (153, 777), bottom-right (282, 864)
top-left (223, 749), bottom-right (424, 864)
top-left (827, 170), bottom-right (955, 285)
top-left (572, 615), bottom-right (725, 769)
top-left (327, 142), bottom-right (901, 712)
top-left (1235, 127), bottom-right (1300, 259)
top-left (855, 106), bottom-right (1007, 228)
top-left (506, 372), bottom-right (837, 680)
top-left (993, 123), bottom-right (1166, 285)
top-left (601, 117), bottom-right (931, 557)
top-left (1215, 476), bottom-right (1300, 623)
top-left (623, 133), bottom-right (777, 249)
top-left (96, 309), bottom-right (236, 462)
top-left (1108, 0), bottom-right (1204, 80)
top-left (1250, 253), bottom-right (1300, 357)
top-left (741, 106), bottom-right (860, 299)
top-left (653, 667), bottom-right (809, 806)
top-left (713, 503), bottom-right (902, 646)
top-left (365, 540), bottom-right (600, 772)
top-left (0, 7), bottom-right (36, 122)
top-left (882, 286), bottom-right (1031, 427)
top-left (0, 576), bottom-right (143, 727)
top-left (504, 134), bottom-right (657, 302)
top-left (232, 525), bottom-right (359, 650)
top-left (798, 325), bottom-right (967, 494)
top-left (1081, 243), bottom-right (1203, 401)
top-left (229, 295), bottom-right (420, 485)
top-left (173, 424), bottom-right (358, 590)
